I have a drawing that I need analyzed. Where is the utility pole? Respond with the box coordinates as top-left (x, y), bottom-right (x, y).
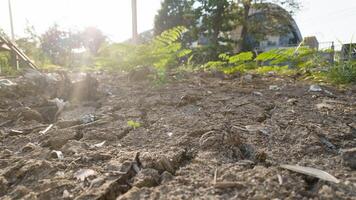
top-left (8, 0), bottom-right (19, 70)
top-left (8, 0), bottom-right (15, 41)
top-left (131, 0), bottom-right (138, 44)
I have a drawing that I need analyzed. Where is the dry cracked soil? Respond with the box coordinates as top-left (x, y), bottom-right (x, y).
top-left (0, 70), bottom-right (355, 200)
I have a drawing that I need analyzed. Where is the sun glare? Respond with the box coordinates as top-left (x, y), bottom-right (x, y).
top-left (0, 0), bottom-right (162, 42)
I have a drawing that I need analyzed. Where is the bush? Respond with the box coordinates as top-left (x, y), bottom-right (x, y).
top-left (328, 61), bottom-right (356, 84)
top-left (0, 52), bottom-right (17, 75)
top-left (95, 26), bottom-right (192, 82)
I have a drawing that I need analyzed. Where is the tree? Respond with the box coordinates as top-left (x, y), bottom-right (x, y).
top-left (237, 0), bottom-right (300, 51)
top-left (195, 0), bottom-right (238, 58)
top-left (41, 24), bottom-right (81, 66)
top-left (16, 23), bottom-right (48, 66)
top-left (80, 27), bottom-right (106, 56)
top-left (154, 0), bottom-right (196, 36)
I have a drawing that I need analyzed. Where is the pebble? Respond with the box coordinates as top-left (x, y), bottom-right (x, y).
top-left (269, 85), bottom-right (281, 91)
top-left (309, 85), bottom-right (323, 92)
top-left (287, 98), bottom-right (298, 104)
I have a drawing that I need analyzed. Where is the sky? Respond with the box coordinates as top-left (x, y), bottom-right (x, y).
top-left (0, 0), bottom-right (355, 48)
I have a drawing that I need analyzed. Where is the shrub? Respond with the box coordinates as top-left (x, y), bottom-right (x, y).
top-left (96, 26), bottom-right (192, 81)
top-left (328, 61), bottom-right (356, 84)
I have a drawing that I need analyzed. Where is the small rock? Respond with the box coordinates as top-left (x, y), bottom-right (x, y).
top-left (318, 185), bottom-right (333, 198)
top-left (252, 91), bottom-right (263, 96)
top-left (133, 168), bottom-right (160, 188)
top-left (81, 114), bottom-right (96, 124)
top-left (160, 171), bottom-right (174, 184)
top-left (316, 103), bottom-right (334, 110)
top-left (22, 143), bottom-right (37, 153)
top-left (269, 85), bottom-right (281, 91)
top-left (62, 190), bottom-right (72, 199)
top-left (309, 85), bottom-right (323, 92)
top-left (243, 74), bottom-right (253, 81)
top-left (287, 98), bottom-right (298, 104)
top-left (74, 169), bottom-right (97, 181)
top-left (342, 148), bottom-right (356, 170)
top-left (324, 90), bottom-right (334, 96)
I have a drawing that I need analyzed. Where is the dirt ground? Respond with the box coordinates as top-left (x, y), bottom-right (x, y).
top-left (0, 70), bottom-right (355, 200)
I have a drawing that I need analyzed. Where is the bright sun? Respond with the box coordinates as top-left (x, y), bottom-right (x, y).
top-left (0, 0), bottom-right (162, 42)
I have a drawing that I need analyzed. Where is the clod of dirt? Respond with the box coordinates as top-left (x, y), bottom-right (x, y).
top-left (60, 140), bottom-right (88, 155)
top-left (42, 129), bottom-right (81, 150)
top-left (160, 171), bottom-right (174, 184)
top-left (342, 148), bottom-right (356, 170)
top-left (117, 186), bottom-right (141, 200)
top-left (199, 131), bottom-right (223, 150)
top-left (316, 103), bottom-right (334, 110)
top-left (35, 101), bottom-right (61, 123)
top-left (74, 169), bottom-right (97, 181)
top-left (56, 120), bottom-right (81, 129)
top-left (287, 98), bottom-right (298, 105)
top-left (9, 185), bottom-right (31, 199)
top-left (89, 177), bottom-right (106, 189)
top-left (256, 112), bottom-right (268, 123)
top-left (157, 156), bottom-right (175, 174)
top-left (2, 149), bottom-right (13, 157)
top-left (318, 185), bottom-right (334, 199)
top-left (4, 160), bottom-right (54, 186)
top-left (178, 94), bottom-right (202, 107)
top-left (21, 143), bottom-right (38, 153)
top-left (63, 189), bottom-right (73, 199)
top-left (120, 161), bottom-right (135, 173)
top-left (18, 107), bottom-right (44, 122)
top-left (0, 176), bottom-right (9, 196)
top-left (133, 168), bottom-right (160, 188)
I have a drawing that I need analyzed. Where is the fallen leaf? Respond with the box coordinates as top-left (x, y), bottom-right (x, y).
top-left (93, 141), bottom-right (106, 148)
top-left (280, 165), bottom-right (340, 183)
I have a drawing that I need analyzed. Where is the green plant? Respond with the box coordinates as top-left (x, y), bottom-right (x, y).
top-left (96, 26), bottom-right (192, 83)
top-left (0, 52), bottom-right (18, 75)
top-left (328, 61), bottom-right (356, 84)
top-left (203, 51), bottom-right (255, 73)
top-left (127, 120), bottom-right (141, 129)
